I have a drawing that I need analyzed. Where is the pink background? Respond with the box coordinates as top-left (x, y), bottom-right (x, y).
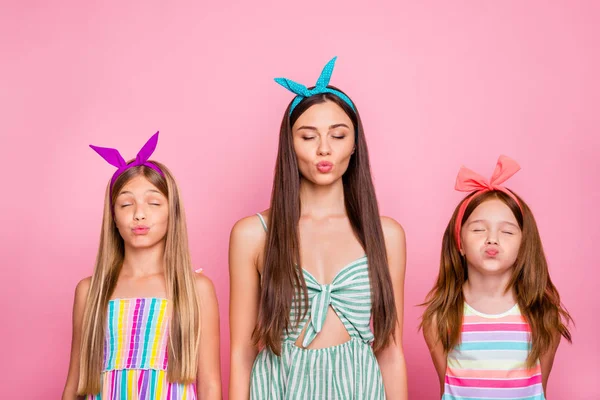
top-left (1, 1), bottom-right (598, 399)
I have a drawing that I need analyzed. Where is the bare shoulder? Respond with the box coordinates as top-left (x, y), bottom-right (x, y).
top-left (230, 211), bottom-right (269, 244)
top-left (379, 216), bottom-right (406, 278)
top-left (229, 211), bottom-right (269, 269)
top-left (380, 216), bottom-right (406, 246)
top-left (75, 276), bottom-right (92, 301)
top-left (194, 272), bottom-right (217, 301)
top-left (71, 276), bottom-right (92, 320)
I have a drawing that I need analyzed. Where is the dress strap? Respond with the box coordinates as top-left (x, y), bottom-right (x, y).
top-left (256, 213), bottom-right (268, 232)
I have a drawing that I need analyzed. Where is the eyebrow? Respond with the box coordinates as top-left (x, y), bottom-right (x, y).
top-left (296, 123), bottom-right (351, 132)
top-left (467, 219), bottom-right (520, 229)
top-left (117, 189), bottom-right (162, 196)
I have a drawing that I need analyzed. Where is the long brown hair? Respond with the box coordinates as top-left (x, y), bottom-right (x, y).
top-left (77, 162), bottom-right (201, 395)
top-left (254, 88), bottom-right (397, 355)
top-left (421, 190), bottom-right (572, 366)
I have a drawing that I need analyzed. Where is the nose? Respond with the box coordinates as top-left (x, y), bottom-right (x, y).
top-left (133, 206), bottom-right (146, 221)
top-left (317, 137), bottom-right (332, 156)
top-left (485, 233), bottom-right (498, 245)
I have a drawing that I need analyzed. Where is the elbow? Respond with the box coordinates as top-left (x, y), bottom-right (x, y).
top-left (198, 381), bottom-right (222, 400)
top-left (61, 384), bottom-right (80, 400)
top-left (376, 340), bottom-right (406, 365)
top-left (230, 345), bottom-right (258, 369)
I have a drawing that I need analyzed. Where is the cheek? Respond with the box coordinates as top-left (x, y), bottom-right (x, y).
top-left (461, 233), bottom-right (483, 252)
top-left (113, 210), bottom-right (131, 228)
top-left (336, 148), bottom-right (353, 163)
top-left (464, 245), bottom-right (480, 259)
top-left (506, 238), bottom-right (522, 258)
top-left (293, 143), bottom-right (312, 164)
top-left (155, 208), bottom-right (169, 226)
top-left (293, 145), bottom-right (315, 176)
top-left (339, 138), bottom-right (355, 155)
top-left (113, 216), bottom-right (131, 240)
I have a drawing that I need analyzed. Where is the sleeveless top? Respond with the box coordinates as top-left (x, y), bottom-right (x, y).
top-left (86, 298), bottom-right (197, 400)
top-left (443, 302), bottom-right (545, 400)
top-left (250, 213), bottom-right (385, 399)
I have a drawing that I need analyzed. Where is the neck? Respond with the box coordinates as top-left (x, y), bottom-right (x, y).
top-left (299, 177), bottom-right (346, 218)
top-left (121, 241), bottom-right (166, 277)
top-left (464, 266), bottom-right (514, 302)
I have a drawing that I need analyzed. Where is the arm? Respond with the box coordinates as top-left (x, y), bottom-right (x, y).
top-left (422, 315), bottom-right (447, 397)
top-left (375, 217), bottom-right (408, 399)
top-left (62, 277), bottom-right (91, 400)
top-left (540, 332), bottom-right (561, 397)
top-left (195, 273), bottom-right (222, 399)
top-left (228, 216), bottom-right (263, 400)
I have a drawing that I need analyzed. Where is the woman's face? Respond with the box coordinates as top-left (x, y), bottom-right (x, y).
top-left (292, 100), bottom-right (355, 186)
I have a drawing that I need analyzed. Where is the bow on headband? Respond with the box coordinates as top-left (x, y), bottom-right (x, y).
top-left (275, 56), bottom-right (356, 114)
top-left (454, 155), bottom-right (522, 249)
top-left (90, 131), bottom-right (164, 192)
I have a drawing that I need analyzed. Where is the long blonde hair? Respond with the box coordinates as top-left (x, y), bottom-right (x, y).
top-left (77, 162), bottom-right (200, 395)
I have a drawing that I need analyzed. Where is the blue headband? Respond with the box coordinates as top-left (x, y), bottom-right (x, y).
top-left (274, 56), bottom-right (356, 115)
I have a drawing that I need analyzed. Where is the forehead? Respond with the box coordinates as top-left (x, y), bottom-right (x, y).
top-left (467, 198), bottom-right (518, 223)
top-left (119, 175), bottom-right (163, 195)
top-left (292, 100), bottom-right (353, 130)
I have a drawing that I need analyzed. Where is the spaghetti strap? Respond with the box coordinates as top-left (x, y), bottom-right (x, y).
top-left (256, 213), bottom-right (267, 232)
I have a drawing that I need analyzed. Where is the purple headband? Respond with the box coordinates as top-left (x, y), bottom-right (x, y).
top-left (90, 131), bottom-right (164, 192)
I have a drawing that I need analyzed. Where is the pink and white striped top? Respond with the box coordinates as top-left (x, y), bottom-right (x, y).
top-left (443, 302), bottom-right (545, 400)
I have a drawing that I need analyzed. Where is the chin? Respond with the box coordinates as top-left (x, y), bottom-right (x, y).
top-left (309, 174), bottom-right (342, 186)
top-left (126, 237), bottom-right (163, 249)
top-left (477, 261), bottom-right (513, 275)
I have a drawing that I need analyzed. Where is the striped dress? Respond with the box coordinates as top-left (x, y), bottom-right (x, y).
top-left (250, 213), bottom-right (385, 399)
top-left (86, 298), bottom-right (197, 400)
top-left (443, 302), bottom-right (545, 400)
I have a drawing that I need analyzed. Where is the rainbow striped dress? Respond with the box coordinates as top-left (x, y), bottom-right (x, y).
top-left (443, 302), bottom-right (544, 400)
top-left (86, 298), bottom-right (197, 400)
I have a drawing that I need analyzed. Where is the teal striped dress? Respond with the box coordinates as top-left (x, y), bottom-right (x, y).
top-left (250, 214), bottom-right (386, 399)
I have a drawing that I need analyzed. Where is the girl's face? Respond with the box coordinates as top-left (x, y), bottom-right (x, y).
top-left (292, 100), bottom-right (355, 186)
top-left (113, 175), bottom-right (169, 250)
top-left (460, 198), bottom-right (522, 276)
